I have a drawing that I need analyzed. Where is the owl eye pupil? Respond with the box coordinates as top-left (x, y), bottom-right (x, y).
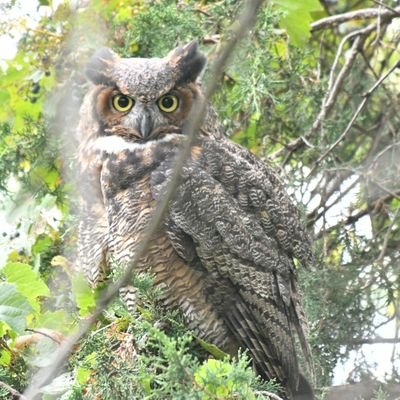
top-left (117, 96), bottom-right (130, 108)
top-left (161, 96), bottom-right (174, 109)
top-left (158, 94), bottom-right (179, 113)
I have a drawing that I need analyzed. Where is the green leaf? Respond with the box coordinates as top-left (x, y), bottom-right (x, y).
top-left (76, 367), bottom-right (91, 385)
top-left (274, 0), bottom-right (323, 46)
top-left (30, 166), bottom-right (61, 191)
top-left (194, 336), bottom-right (228, 360)
top-left (0, 283), bottom-right (32, 334)
top-left (0, 348), bottom-right (11, 366)
top-left (71, 273), bottom-right (96, 317)
top-left (32, 310), bottom-right (73, 333)
top-left (31, 234), bottom-right (54, 256)
top-left (3, 262), bottom-right (50, 312)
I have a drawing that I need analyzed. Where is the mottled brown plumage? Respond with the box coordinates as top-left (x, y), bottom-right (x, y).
top-left (77, 41), bottom-right (314, 399)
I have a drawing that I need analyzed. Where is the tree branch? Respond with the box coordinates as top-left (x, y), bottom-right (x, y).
top-left (350, 337), bottom-right (400, 345)
top-left (270, 25), bottom-right (372, 162)
top-left (0, 381), bottom-right (26, 400)
top-left (271, 9), bottom-right (400, 162)
top-left (307, 59), bottom-right (400, 177)
top-left (255, 391), bottom-right (285, 400)
top-left (22, 1), bottom-right (266, 398)
top-left (311, 6), bottom-right (400, 32)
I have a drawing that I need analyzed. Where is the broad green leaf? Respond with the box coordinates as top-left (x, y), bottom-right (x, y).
top-left (71, 273), bottom-right (96, 316)
top-left (0, 283), bottom-right (32, 334)
top-left (0, 89), bottom-right (10, 105)
top-left (31, 166), bottom-right (61, 191)
top-left (31, 234), bottom-right (54, 256)
top-left (3, 262), bottom-right (50, 312)
top-left (274, 0), bottom-right (323, 46)
top-left (0, 348), bottom-right (11, 366)
top-left (32, 310), bottom-right (73, 333)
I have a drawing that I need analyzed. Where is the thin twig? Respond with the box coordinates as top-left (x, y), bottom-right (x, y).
top-left (254, 391), bottom-right (285, 400)
top-left (350, 337), bottom-right (400, 345)
top-left (271, 9), bottom-right (400, 162)
top-left (370, 0), bottom-right (400, 16)
top-left (270, 24), bottom-right (375, 162)
top-left (0, 380), bottom-right (26, 400)
top-left (308, 59), bottom-right (400, 177)
top-left (24, 328), bottom-right (63, 344)
top-left (315, 35), bottom-right (362, 130)
top-left (311, 23), bottom-right (377, 136)
top-left (311, 6), bottom-right (400, 32)
top-left (22, 1), bottom-right (265, 398)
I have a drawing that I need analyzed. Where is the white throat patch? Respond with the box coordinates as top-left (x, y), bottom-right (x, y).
top-left (94, 134), bottom-right (180, 154)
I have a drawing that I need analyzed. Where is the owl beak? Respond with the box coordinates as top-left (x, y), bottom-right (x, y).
top-left (138, 112), bottom-right (153, 138)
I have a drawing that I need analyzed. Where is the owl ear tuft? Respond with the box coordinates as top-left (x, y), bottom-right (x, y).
top-left (85, 48), bottom-right (118, 85)
top-left (169, 40), bottom-right (207, 85)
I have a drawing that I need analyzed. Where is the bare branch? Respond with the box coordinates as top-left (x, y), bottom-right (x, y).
top-left (311, 6), bottom-right (400, 32)
top-left (270, 26), bottom-right (370, 162)
top-left (350, 337), bottom-right (400, 345)
top-left (371, 0), bottom-right (400, 15)
top-left (308, 59), bottom-right (400, 176)
top-left (307, 172), bottom-right (358, 227)
top-left (312, 190), bottom-right (399, 239)
top-left (22, 1), bottom-right (266, 398)
top-left (0, 380), bottom-right (26, 400)
top-left (271, 11), bottom-right (400, 162)
top-left (255, 391), bottom-right (285, 400)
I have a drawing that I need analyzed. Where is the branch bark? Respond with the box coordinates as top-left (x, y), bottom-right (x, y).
top-left (307, 59), bottom-right (400, 177)
top-left (311, 6), bottom-right (400, 32)
top-left (0, 381), bottom-right (26, 400)
top-left (350, 337), bottom-right (400, 345)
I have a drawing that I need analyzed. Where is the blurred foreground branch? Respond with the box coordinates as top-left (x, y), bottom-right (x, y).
top-left (22, 0), bottom-right (266, 398)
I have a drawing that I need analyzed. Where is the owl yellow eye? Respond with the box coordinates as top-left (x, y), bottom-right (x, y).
top-left (112, 94), bottom-right (134, 112)
top-left (158, 94), bottom-right (179, 113)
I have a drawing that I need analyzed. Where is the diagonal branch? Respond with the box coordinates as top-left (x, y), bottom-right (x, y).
top-left (349, 337), bottom-right (400, 345)
top-left (271, 8), bottom-right (400, 162)
top-left (22, 1), bottom-right (266, 398)
top-left (311, 6), bottom-right (400, 32)
top-left (270, 24), bottom-right (373, 162)
top-left (0, 380), bottom-right (26, 400)
top-left (307, 59), bottom-right (400, 177)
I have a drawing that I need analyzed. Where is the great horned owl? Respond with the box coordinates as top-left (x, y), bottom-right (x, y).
top-left (77, 41), bottom-right (314, 400)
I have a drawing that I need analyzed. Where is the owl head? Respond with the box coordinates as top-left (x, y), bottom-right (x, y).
top-left (84, 41), bottom-right (207, 142)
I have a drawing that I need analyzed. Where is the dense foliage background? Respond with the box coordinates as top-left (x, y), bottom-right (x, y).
top-left (0, 0), bottom-right (399, 398)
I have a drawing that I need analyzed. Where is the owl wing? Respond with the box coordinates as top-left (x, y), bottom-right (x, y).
top-left (150, 136), bottom-right (313, 394)
top-left (77, 168), bottom-right (110, 287)
top-left (76, 93), bottom-right (110, 287)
